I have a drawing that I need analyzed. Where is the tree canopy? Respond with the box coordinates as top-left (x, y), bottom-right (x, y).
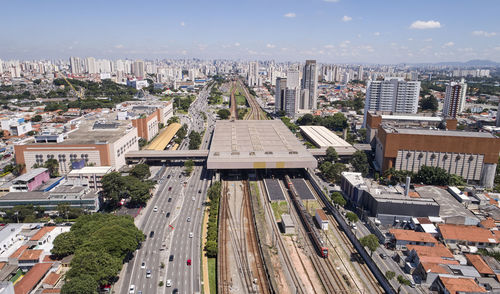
top-left (420, 95), bottom-right (438, 112)
top-left (188, 131), bottom-right (202, 150)
top-left (217, 109), bottom-right (231, 119)
top-left (129, 164), bottom-right (150, 180)
top-left (296, 113), bottom-right (348, 131)
top-left (359, 234), bottom-right (379, 256)
top-left (325, 146), bottom-right (339, 162)
top-left (320, 162), bottom-right (347, 183)
top-left (350, 151), bottom-right (369, 176)
top-left (331, 192), bottom-right (346, 207)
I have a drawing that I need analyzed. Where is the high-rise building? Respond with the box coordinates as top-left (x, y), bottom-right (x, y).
top-left (275, 77), bottom-right (287, 113)
top-left (86, 57), bottom-right (96, 74)
top-left (69, 57), bottom-right (83, 74)
top-left (357, 66), bottom-right (364, 81)
top-left (0, 59), bottom-right (3, 74)
top-left (275, 77), bottom-right (299, 117)
top-left (248, 62), bottom-right (259, 86)
top-left (132, 60), bottom-right (145, 78)
top-left (363, 77), bottom-right (420, 125)
top-left (301, 60), bottom-right (318, 110)
top-left (286, 70), bottom-right (300, 88)
top-left (442, 79), bottom-right (467, 118)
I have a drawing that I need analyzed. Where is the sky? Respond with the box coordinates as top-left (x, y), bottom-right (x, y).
top-left (1, 0), bottom-right (499, 63)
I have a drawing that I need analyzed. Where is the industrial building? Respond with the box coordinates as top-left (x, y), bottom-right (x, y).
top-left (67, 166), bottom-right (114, 191)
top-left (14, 112), bottom-right (139, 174)
top-left (116, 101), bottom-right (173, 141)
top-left (374, 125), bottom-right (500, 187)
top-left (207, 120), bottom-right (317, 169)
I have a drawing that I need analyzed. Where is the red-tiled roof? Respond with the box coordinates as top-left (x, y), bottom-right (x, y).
top-left (42, 272), bottom-right (61, 286)
top-left (480, 218), bottom-right (496, 229)
top-left (31, 227), bottom-right (55, 241)
top-left (465, 254), bottom-right (494, 275)
top-left (438, 277), bottom-right (486, 294)
top-left (407, 243), bottom-right (454, 258)
top-left (41, 289), bottom-right (61, 294)
top-left (421, 262), bottom-right (449, 274)
top-left (389, 229), bottom-right (438, 244)
top-left (9, 245), bottom-right (28, 259)
top-left (19, 249), bottom-right (43, 261)
top-left (439, 224), bottom-right (497, 244)
top-left (14, 263), bottom-right (52, 294)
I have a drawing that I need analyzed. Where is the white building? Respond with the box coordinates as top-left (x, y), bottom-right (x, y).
top-left (442, 79), bottom-right (467, 118)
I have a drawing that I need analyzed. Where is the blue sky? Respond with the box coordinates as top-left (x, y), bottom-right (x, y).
top-left (1, 0), bottom-right (499, 63)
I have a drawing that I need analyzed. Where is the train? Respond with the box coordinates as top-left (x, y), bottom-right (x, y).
top-left (284, 175), bottom-right (328, 258)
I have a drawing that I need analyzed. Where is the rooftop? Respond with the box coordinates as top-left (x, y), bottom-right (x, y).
top-left (438, 276), bottom-right (486, 294)
top-left (0, 190), bottom-right (97, 201)
top-left (67, 166), bottom-right (113, 175)
top-left (18, 249), bottom-right (43, 261)
top-left (407, 243), bottom-right (454, 258)
top-left (207, 120), bottom-right (317, 169)
top-left (389, 229), bottom-right (438, 244)
top-left (383, 127), bottom-right (495, 138)
top-left (30, 227), bottom-right (55, 241)
top-left (465, 254), bottom-right (494, 275)
top-left (14, 263), bottom-right (52, 294)
top-left (13, 168), bottom-right (48, 183)
top-left (439, 224), bottom-right (497, 244)
top-left (299, 125), bottom-right (355, 153)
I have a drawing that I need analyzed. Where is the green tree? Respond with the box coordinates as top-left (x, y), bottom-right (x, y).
top-left (346, 212), bottom-right (359, 223)
top-left (188, 131), bottom-right (202, 150)
top-left (420, 95), bottom-right (438, 112)
top-left (61, 274), bottom-right (98, 294)
top-left (138, 138), bottom-right (147, 148)
top-left (350, 150), bottom-right (369, 176)
top-left (52, 232), bottom-right (78, 257)
top-left (396, 275), bottom-right (411, 293)
top-left (31, 114), bottom-right (42, 122)
top-left (125, 176), bottom-right (153, 206)
top-left (184, 160), bottom-right (194, 175)
top-left (101, 172), bottom-right (126, 206)
top-left (12, 163), bottom-right (25, 176)
top-left (43, 158), bottom-right (60, 177)
top-left (57, 203), bottom-right (71, 221)
top-left (205, 240), bottom-right (218, 257)
top-left (385, 271), bottom-right (395, 281)
top-left (325, 146), bottom-right (339, 162)
top-left (331, 192), bottom-right (346, 207)
top-left (360, 234), bottom-right (379, 257)
top-left (217, 109), bottom-right (231, 119)
top-left (66, 249), bottom-right (122, 286)
top-left (414, 165), bottom-right (452, 186)
top-left (129, 164), bottom-right (150, 180)
top-left (167, 116), bottom-right (180, 125)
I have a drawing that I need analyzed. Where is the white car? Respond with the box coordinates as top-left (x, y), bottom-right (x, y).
top-left (189, 232), bottom-right (193, 238)
top-left (129, 285), bottom-right (135, 294)
top-left (166, 279), bottom-right (172, 287)
top-left (153, 206), bottom-right (158, 212)
top-left (140, 261), bottom-right (145, 269)
top-left (146, 270), bottom-right (151, 278)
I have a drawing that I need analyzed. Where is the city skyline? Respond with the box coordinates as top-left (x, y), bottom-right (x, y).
top-left (1, 0), bottom-right (499, 63)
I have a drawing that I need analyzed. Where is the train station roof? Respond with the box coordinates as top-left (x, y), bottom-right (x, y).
top-left (207, 120), bottom-right (317, 169)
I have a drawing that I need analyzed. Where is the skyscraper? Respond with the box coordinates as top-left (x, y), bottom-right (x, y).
top-left (0, 59), bottom-right (3, 74)
top-left (442, 79), bottom-right (467, 118)
top-left (248, 62), bottom-right (259, 86)
top-left (275, 77), bottom-right (299, 117)
top-left (132, 60), bottom-right (145, 78)
top-left (301, 60), bottom-right (318, 110)
top-left (357, 66), bottom-right (364, 81)
top-left (286, 70), bottom-right (300, 88)
top-left (86, 57), bottom-right (96, 74)
top-left (69, 56), bottom-right (83, 74)
top-left (363, 77), bottom-right (420, 125)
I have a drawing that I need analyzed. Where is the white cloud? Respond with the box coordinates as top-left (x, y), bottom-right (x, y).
top-left (234, 42), bottom-right (240, 47)
top-left (424, 38), bottom-right (433, 42)
top-left (114, 44), bottom-right (124, 49)
top-left (324, 44), bottom-right (335, 49)
top-left (342, 15), bottom-right (352, 22)
top-left (248, 50), bottom-right (258, 55)
top-left (374, 32), bottom-right (380, 36)
top-left (323, 0), bottom-right (340, 2)
top-left (472, 30), bottom-right (497, 37)
top-left (180, 21), bottom-right (185, 27)
top-left (180, 50), bottom-right (187, 55)
top-left (266, 43), bottom-right (276, 48)
top-left (495, 47), bottom-right (500, 51)
top-left (339, 40), bottom-right (351, 48)
top-left (408, 38), bottom-right (413, 41)
top-left (410, 20), bottom-right (441, 29)
top-left (284, 12), bottom-right (296, 18)
top-left (442, 42), bottom-right (454, 48)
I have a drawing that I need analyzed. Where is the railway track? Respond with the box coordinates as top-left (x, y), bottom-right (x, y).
top-left (219, 181), bottom-right (230, 294)
top-left (229, 81), bottom-right (238, 120)
top-left (259, 179), bottom-right (307, 293)
top-left (306, 179), bottom-right (385, 294)
top-left (237, 79), bottom-right (264, 120)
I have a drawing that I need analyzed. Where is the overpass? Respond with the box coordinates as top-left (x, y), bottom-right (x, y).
top-left (125, 149), bottom-right (209, 163)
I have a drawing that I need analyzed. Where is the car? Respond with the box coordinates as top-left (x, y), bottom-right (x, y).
top-left (179, 174), bottom-right (182, 178)
top-left (167, 175), bottom-right (171, 179)
top-left (187, 217), bottom-right (191, 222)
top-left (166, 212), bottom-right (170, 218)
top-left (166, 280), bottom-right (172, 287)
top-left (187, 259), bottom-right (191, 266)
top-left (137, 291), bottom-right (142, 294)
top-left (129, 285), bottom-right (135, 294)
top-left (153, 206), bottom-right (158, 212)
top-left (192, 197), bottom-right (195, 201)
top-left (169, 255), bottom-right (174, 262)
top-left (141, 262), bottom-right (145, 269)
top-left (149, 231), bottom-right (154, 238)
top-left (172, 289), bottom-right (178, 294)
top-left (198, 189), bottom-right (202, 193)
top-left (168, 187), bottom-right (172, 191)
top-left (168, 198), bottom-right (172, 202)
top-left (189, 232), bottom-right (193, 238)
top-left (146, 270), bottom-right (151, 278)
top-left (379, 253), bottom-right (388, 259)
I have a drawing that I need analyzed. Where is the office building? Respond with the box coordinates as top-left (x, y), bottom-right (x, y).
top-left (301, 60), bottom-right (318, 110)
top-left (286, 70), bottom-right (300, 88)
top-left (363, 77), bottom-right (420, 125)
top-left (85, 57), bottom-right (96, 74)
top-left (247, 62), bottom-right (259, 86)
top-left (69, 56), bottom-right (83, 74)
top-left (374, 126), bottom-right (500, 187)
top-left (274, 77), bottom-right (299, 116)
top-left (357, 66), bottom-right (364, 81)
top-left (442, 79), bottom-right (468, 118)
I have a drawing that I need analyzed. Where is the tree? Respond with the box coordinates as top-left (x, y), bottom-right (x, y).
top-left (125, 176), bottom-right (153, 206)
top-left (346, 212), bottom-right (359, 223)
top-left (167, 116), bottom-right (180, 125)
top-left (359, 234), bottom-right (379, 257)
top-left (0, 130), bottom-right (3, 138)
top-left (414, 165), bottom-right (452, 186)
top-left (325, 146), bottom-right (339, 162)
top-left (31, 114), bottom-right (42, 122)
top-left (217, 109), bottom-right (231, 119)
top-left (66, 249), bottom-right (122, 286)
top-left (61, 274), bottom-right (98, 294)
top-left (188, 131), bottom-right (202, 150)
top-left (138, 138), bottom-right (147, 148)
top-left (396, 275), bottom-right (411, 293)
top-left (350, 150), bottom-right (369, 176)
top-left (129, 164), bottom-right (150, 180)
top-left (101, 172), bottom-right (126, 206)
top-left (385, 271), bottom-right (395, 281)
top-left (205, 240), bottom-right (218, 257)
top-left (320, 162), bottom-right (347, 183)
top-left (57, 203), bottom-right (71, 221)
top-left (184, 160), bottom-right (194, 175)
top-left (420, 95), bottom-right (438, 112)
top-left (52, 232), bottom-right (78, 257)
top-left (331, 192), bottom-right (346, 207)
top-left (12, 163), bottom-right (25, 176)
top-left (43, 158), bottom-right (60, 177)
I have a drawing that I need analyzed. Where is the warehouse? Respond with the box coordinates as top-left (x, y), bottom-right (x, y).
top-left (299, 125), bottom-right (357, 155)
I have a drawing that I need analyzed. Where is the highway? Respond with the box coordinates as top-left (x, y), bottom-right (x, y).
top-left (119, 82), bottom-right (215, 294)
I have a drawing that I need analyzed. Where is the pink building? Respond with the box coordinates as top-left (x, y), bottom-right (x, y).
top-left (10, 168), bottom-right (50, 192)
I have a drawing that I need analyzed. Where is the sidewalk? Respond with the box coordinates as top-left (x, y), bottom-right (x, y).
top-left (201, 198), bottom-right (211, 294)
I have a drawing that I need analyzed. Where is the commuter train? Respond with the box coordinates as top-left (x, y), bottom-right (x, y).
top-left (284, 175), bottom-right (328, 258)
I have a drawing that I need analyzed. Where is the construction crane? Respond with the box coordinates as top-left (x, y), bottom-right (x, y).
top-left (56, 71), bottom-right (84, 100)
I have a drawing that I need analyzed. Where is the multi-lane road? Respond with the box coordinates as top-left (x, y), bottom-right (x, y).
top-left (120, 83), bottom-right (214, 294)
